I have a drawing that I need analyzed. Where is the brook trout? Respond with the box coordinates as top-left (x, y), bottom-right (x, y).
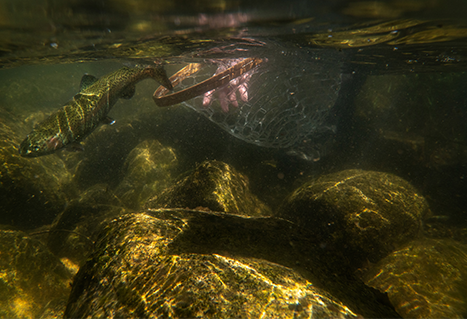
top-left (19, 65), bottom-right (172, 157)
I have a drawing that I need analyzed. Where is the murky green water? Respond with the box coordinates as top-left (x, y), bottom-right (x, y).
top-left (1, 1), bottom-right (467, 318)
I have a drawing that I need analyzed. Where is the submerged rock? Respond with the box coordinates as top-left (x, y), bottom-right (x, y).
top-left (47, 183), bottom-right (128, 266)
top-left (145, 160), bottom-right (272, 217)
top-left (64, 210), bottom-right (398, 318)
top-left (0, 229), bottom-right (73, 319)
top-left (115, 139), bottom-right (178, 209)
top-left (277, 169), bottom-right (430, 270)
top-left (364, 238), bottom-right (467, 318)
top-left (0, 108), bottom-right (72, 228)
top-left (67, 120), bottom-right (143, 190)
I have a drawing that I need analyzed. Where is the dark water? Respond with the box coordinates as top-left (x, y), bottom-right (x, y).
top-left (1, 0), bottom-right (467, 318)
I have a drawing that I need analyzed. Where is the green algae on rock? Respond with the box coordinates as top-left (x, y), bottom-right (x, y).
top-left (364, 238), bottom-right (467, 319)
top-left (277, 169), bottom-right (430, 270)
top-left (0, 229), bottom-right (74, 319)
top-left (63, 211), bottom-right (360, 319)
top-left (145, 160), bottom-right (272, 217)
top-left (115, 139), bottom-right (178, 209)
top-left (63, 212), bottom-right (189, 318)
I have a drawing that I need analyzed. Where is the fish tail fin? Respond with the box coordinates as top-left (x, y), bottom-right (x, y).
top-left (150, 64), bottom-right (173, 91)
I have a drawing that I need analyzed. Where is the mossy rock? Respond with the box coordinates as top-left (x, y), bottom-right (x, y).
top-left (63, 211), bottom-right (360, 318)
top-left (0, 230), bottom-right (73, 318)
top-left (145, 160), bottom-right (272, 217)
top-left (115, 139), bottom-right (178, 209)
top-left (365, 238), bottom-right (467, 318)
top-left (64, 209), bottom-right (402, 318)
top-left (277, 169), bottom-right (430, 269)
top-left (47, 183), bottom-right (128, 266)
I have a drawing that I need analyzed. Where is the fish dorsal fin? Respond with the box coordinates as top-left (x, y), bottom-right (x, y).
top-left (79, 74), bottom-right (98, 91)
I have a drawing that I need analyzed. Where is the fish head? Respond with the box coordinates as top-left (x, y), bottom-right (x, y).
top-left (19, 131), bottom-right (63, 157)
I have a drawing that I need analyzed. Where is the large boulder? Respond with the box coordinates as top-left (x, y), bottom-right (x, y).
top-left (115, 139), bottom-right (178, 210)
top-left (0, 229), bottom-right (73, 318)
top-left (365, 238), bottom-right (467, 318)
top-left (47, 183), bottom-right (127, 266)
top-left (277, 169), bottom-right (431, 270)
top-left (64, 210), bottom-right (399, 318)
top-left (145, 160), bottom-right (272, 217)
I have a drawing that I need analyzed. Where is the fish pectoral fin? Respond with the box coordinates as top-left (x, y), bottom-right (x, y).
top-left (103, 116), bottom-right (116, 125)
top-left (120, 85), bottom-right (136, 99)
top-left (66, 142), bottom-right (84, 152)
top-left (80, 74), bottom-right (98, 91)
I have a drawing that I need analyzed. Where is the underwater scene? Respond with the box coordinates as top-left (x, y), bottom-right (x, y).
top-left (1, 0), bottom-right (467, 318)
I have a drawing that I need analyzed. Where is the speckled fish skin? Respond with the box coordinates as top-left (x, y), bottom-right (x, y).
top-left (19, 65), bottom-right (172, 157)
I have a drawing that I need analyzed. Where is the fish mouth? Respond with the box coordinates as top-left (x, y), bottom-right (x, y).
top-left (18, 138), bottom-right (34, 157)
top-left (18, 136), bottom-right (45, 157)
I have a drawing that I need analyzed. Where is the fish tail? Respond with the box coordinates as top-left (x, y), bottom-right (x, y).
top-left (149, 65), bottom-right (173, 91)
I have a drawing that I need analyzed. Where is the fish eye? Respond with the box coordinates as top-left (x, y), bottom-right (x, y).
top-left (31, 143), bottom-right (42, 151)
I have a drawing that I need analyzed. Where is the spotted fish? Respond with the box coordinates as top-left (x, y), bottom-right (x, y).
top-left (19, 65), bottom-right (172, 157)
